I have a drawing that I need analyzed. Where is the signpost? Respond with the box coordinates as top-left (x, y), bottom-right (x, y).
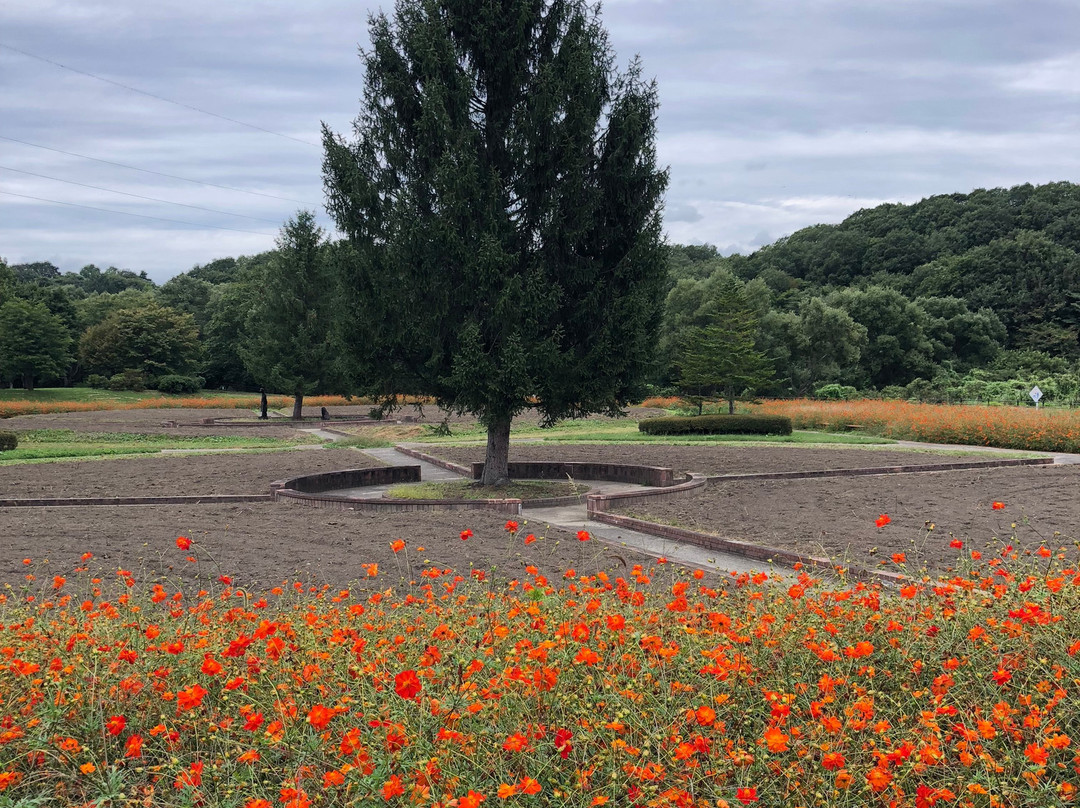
top-left (1030, 385), bottom-right (1043, 408)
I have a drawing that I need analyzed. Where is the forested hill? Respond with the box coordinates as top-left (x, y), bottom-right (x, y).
top-left (718, 181), bottom-right (1080, 356)
top-left (660, 182), bottom-right (1080, 401)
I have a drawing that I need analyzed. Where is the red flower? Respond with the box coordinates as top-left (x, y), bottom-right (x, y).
top-left (460, 529), bottom-right (473, 541)
top-left (381, 775), bottom-right (405, 799)
top-left (505, 521), bottom-right (519, 534)
top-left (875, 514), bottom-right (891, 528)
top-left (177, 684), bottom-right (207, 712)
top-left (394, 669), bottom-right (422, 699)
top-left (105, 715), bottom-right (126, 736)
top-left (176, 536), bottom-right (192, 550)
top-left (576, 530), bottom-right (590, 542)
top-left (307, 703), bottom-right (335, 730)
top-left (991, 501), bottom-right (1005, 510)
top-left (736, 787), bottom-right (758, 805)
top-left (554, 728), bottom-right (573, 759)
top-left (390, 539), bottom-right (406, 553)
top-left (124, 734), bottom-right (144, 758)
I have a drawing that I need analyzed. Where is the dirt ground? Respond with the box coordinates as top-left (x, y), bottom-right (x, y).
top-left (1, 408), bottom-right (310, 439)
top-left (428, 443), bottom-right (1012, 476)
top-left (0, 448), bottom-right (381, 498)
top-left (614, 464), bottom-right (1080, 573)
top-left (0, 503), bottom-right (658, 595)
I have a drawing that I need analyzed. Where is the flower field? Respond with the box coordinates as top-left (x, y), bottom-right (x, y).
top-left (752, 399), bottom-right (1080, 453)
top-left (3, 536), bottom-right (1080, 807)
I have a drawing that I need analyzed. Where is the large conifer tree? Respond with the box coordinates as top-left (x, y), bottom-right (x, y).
top-left (323, 0), bottom-right (668, 484)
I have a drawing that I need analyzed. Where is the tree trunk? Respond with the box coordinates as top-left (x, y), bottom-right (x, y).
top-left (22, 372), bottom-right (34, 391)
top-left (728, 388), bottom-right (736, 415)
top-left (292, 393), bottom-right (304, 420)
top-left (480, 415), bottom-right (512, 486)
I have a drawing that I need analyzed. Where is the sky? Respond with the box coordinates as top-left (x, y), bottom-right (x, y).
top-left (2, 0), bottom-right (1078, 283)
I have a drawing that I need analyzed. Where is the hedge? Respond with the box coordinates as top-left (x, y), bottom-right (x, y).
top-left (638, 414), bottom-right (792, 436)
top-left (0, 431), bottom-right (18, 451)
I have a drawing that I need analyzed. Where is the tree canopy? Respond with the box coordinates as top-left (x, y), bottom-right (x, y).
top-left (0, 298), bottom-right (72, 390)
top-left (323, 0), bottom-right (668, 483)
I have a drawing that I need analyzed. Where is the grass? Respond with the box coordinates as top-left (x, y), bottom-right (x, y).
top-left (0, 429), bottom-right (315, 464)
top-left (415, 418), bottom-right (896, 445)
top-left (385, 479), bottom-right (590, 500)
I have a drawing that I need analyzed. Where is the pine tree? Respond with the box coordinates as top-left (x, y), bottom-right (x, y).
top-left (241, 211), bottom-right (335, 420)
top-left (323, 0), bottom-right (668, 484)
top-left (676, 277), bottom-right (772, 414)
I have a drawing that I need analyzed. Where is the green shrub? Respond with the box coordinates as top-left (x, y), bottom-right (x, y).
top-left (813, 383), bottom-right (860, 400)
top-left (0, 431), bottom-right (17, 451)
top-left (638, 413), bottom-right (792, 436)
top-left (84, 374), bottom-right (109, 389)
top-left (156, 374), bottom-right (204, 394)
top-left (107, 369), bottom-right (146, 391)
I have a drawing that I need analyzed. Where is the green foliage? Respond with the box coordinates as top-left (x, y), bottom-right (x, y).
top-left (673, 275), bottom-right (773, 413)
top-left (79, 303), bottom-right (202, 381)
top-left (638, 413), bottom-right (792, 436)
top-left (324, 0), bottom-right (667, 482)
top-left (813, 383), bottom-right (860, 400)
top-left (240, 211), bottom-right (336, 416)
top-left (0, 431), bottom-right (17, 451)
top-left (107, 369), bottom-right (147, 391)
top-left (0, 298), bottom-right (73, 390)
top-left (156, 374), bottom-right (204, 394)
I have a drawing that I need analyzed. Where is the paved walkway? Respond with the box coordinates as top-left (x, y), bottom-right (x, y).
top-left (354, 446), bottom-right (768, 576)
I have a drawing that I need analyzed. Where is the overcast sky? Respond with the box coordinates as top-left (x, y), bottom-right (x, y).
top-left (2, 0), bottom-right (1078, 283)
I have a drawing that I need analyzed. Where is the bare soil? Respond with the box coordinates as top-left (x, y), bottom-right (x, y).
top-left (614, 465), bottom-right (1080, 573)
top-left (1, 503), bottom-right (657, 594)
top-left (0, 449), bottom-right (380, 498)
top-left (428, 443), bottom-right (1009, 476)
top-left (1, 408), bottom-right (309, 439)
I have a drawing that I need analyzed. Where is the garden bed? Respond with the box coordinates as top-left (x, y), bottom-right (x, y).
top-left (0, 408), bottom-right (311, 438)
top-left (0, 448), bottom-right (381, 498)
top-left (426, 443), bottom-right (1016, 476)
top-left (0, 503), bottom-right (655, 593)
top-left (611, 463), bottom-right (1080, 572)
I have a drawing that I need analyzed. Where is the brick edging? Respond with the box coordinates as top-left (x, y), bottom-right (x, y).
top-left (0, 494), bottom-right (271, 508)
top-left (394, 446), bottom-right (472, 476)
top-left (588, 510), bottom-right (905, 586)
top-left (704, 456), bottom-right (1053, 484)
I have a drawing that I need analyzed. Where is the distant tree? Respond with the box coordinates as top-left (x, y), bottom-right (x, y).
top-left (202, 279), bottom-right (259, 390)
top-left (0, 259), bottom-right (14, 305)
top-left (74, 289), bottom-right (160, 331)
top-left (10, 261), bottom-right (60, 285)
top-left (79, 303), bottom-right (202, 381)
top-left (61, 265), bottom-right (155, 295)
top-left (760, 298), bottom-right (866, 395)
top-left (323, 0), bottom-right (668, 484)
top-left (0, 299), bottom-right (72, 390)
top-left (240, 211), bottom-right (335, 419)
top-left (158, 274), bottom-right (213, 331)
top-left (188, 257), bottom-right (242, 285)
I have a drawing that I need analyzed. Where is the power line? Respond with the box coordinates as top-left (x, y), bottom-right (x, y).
top-left (0, 190), bottom-right (276, 237)
top-left (0, 135), bottom-right (321, 206)
top-left (0, 165), bottom-right (284, 225)
top-left (0, 41), bottom-right (320, 148)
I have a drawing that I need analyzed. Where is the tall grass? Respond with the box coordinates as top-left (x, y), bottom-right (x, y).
top-left (753, 399), bottom-right (1080, 453)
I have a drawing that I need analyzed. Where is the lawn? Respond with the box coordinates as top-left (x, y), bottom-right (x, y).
top-left (385, 479), bottom-right (590, 500)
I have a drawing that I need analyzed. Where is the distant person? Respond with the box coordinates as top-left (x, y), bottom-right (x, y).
top-left (259, 388), bottom-right (268, 420)
top-left (321, 406), bottom-right (330, 421)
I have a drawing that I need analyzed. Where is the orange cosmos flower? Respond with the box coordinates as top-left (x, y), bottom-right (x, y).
top-left (105, 715), bottom-right (126, 736)
top-left (245, 801), bottom-right (272, 808)
top-left (875, 514), bottom-right (891, 528)
top-left (505, 521), bottom-right (519, 533)
top-left (524, 533), bottom-right (537, 544)
top-left (867, 768), bottom-right (893, 792)
top-left (763, 728), bottom-right (789, 753)
top-left (459, 791), bottom-right (486, 808)
top-left (577, 530), bottom-right (591, 542)
top-left (390, 539), bottom-right (405, 553)
top-left (177, 684), bottom-right (207, 712)
top-left (991, 501), bottom-right (1005, 510)
top-left (394, 669), bottom-right (422, 699)
top-left (498, 784), bottom-right (517, 799)
top-left (308, 704), bottom-right (335, 731)
top-left (124, 734), bottom-right (143, 758)
top-left (518, 778), bottom-right (542, 796)
top-left (460, 529), bottom-right (473, 541)
top-left (822, 752), bottom-right (845, 770)
top-left (735, 787), bottom-right (758, 805)
top-left (381, 775), bottom-right (404, 799)
top-left (80, 762), bottom-right (96, 775)
top-left (176, 536), bottom-right (192, 550)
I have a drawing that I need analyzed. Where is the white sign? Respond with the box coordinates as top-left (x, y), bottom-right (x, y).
top-left (1030, 386), bottom-right (1043, 404)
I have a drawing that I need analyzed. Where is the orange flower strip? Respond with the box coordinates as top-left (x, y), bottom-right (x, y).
top-left (1, 546), bottom-right (1080, 806)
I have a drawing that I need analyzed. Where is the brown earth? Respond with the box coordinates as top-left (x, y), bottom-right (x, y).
top-left (427, 443), bottom-right (1013, 476)
top-left (1, 503), bottom-right (658, 595)
top-left (0, 448), bottom-right (381, 498)
top-left (1, 408), bottom-right (311, 439)
top-left (612, 464), bottom-right (1080, 574)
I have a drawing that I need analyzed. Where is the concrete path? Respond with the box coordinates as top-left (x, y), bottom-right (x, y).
top-left (355, 447), bottom-right (772, 576)
top-left (893, 439), bottom-right (1080, 465)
